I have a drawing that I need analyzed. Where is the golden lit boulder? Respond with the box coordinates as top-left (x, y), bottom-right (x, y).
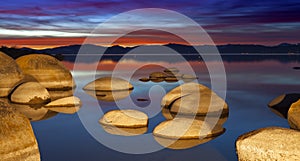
top-left (10, 82), bottom-right (51, 104)
top-left (83, 77), bottom-right (133, 91)
top-left (44, 96), bottom-right (81, 114)
top-left (161, 83), bottom-right (228, 117)
top-left (288, 99), bottom-right (300, 130)
top-left (99, 109), bottom-right (148, 128)
top-left (268, 93), bottom-right (300, 118)
top-left (16, 54), bottom-right (75, 90)
top-left (0, 101), bottom-right (40, 161)
top-left (236, 127), bottom-right (300, 161)
top-left (153, 118), bottom-right (225, 149)
top-left (0, 51), bottom-right (24, 97)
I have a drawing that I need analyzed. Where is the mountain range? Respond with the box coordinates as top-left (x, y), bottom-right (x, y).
top-left (1, 43), bottom-right (299, 62)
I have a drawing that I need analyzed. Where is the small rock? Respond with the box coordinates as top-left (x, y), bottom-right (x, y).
top-left (137, 98), bottom-right (149, 102)
top-left (99, 109), bottom-right (148, 128)
top-left (139, 77), bottom-right (150, 82)
top-left (0, 101), bottom-right (41, 160)
top-left (236, 127), bottom-right (300, 161)
top-left (0, 51), bottom-right (24, 97)
top-left (10, 82), bottom-right (51, 104)
top-left (288, 99), bottom-right (300, 130)
top-left (268, 93), bottom-right (300, 118)
top-left (164, 77), bottom-right (178, 83)
top-left (44, 96), bottom-right (81, 114)
top-left (83, 77), bottom-right (133, 91)
top-left (16, 54), bottom-right (75, 90)
top-left (150, 78), bottom-right (164, 83)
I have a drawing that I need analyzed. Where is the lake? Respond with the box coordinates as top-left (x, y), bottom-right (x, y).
top-left (31, 57), bottom-right (299, 161)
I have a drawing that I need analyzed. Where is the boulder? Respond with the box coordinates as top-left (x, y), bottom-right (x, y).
top-left (83, 77), bottom-right (133, 91)
top-left (16, 54), bottom-right (75, 90)
top-left (44, 96), bottom-right (81, 114)
top-left (0, 51), bottom-right (24, 97)
top-left (149, 72), bottom-right (167, 79)
top-left (0, 101), bottom-right (40, 160)
top-left (153, 118), bottom-right (225, 149)
top-left (236, 127), bottom-right (300, 161)
top-left (161, 83), bottom-right (228, 117)
top-left (139, 77), bottom-right (150, 82)
top-left (10, 82), bottom-right (51, 104)
top-left (288, 99), bottom-right (300, 130)
top-left (99, 109), bottom-right (148, 128)
top-left (163, 67), bottom-right (179, 74)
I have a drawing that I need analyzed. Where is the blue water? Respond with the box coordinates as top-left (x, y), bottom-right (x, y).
top-left (31, 60), bottom-right (299, 161)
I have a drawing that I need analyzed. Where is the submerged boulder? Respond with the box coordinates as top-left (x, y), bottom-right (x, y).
top-left (0, 52), bottom-right (24, 97)
top-left (0, 101), bottom-right (40, 161)
top-left (288, 99), bottom-right (300, 130)
top-left (10, 82), bottom-right (51, 105)
top-left (16, 54), bottom-right (75, 90)
top-left (236, 127), bottom-right (300, 161)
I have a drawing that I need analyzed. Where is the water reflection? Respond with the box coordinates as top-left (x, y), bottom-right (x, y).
top-left (101, 125), bottom-right (148, 136)
top-left (84, 90), bottom-right (132, 102)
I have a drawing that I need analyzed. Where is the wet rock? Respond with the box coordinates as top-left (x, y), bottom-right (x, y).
top-left (139, 77), bottom-right (150, 82)
top-left (268, 93), bottom-right (300, 118)
top-left (288, 99), bottom-right (300, 130)
top-left (0, 101), bottom-right (41, 161)
top-left (153, 118), bottom-right (225, 149)
top-left (44, 96), bottom-right (81, 114)
top-left (164, 67), bottom-right (179, 74)
top-left (10, 82), bottom-right (51, 105)
top-left (161, 83), bottom-right (228, 117)
top-left (16, 54), bottom-right (75, 90)
top-left (0, 51), bottom-right (24, 97)
top-left (83, 77), bottom-right (133, 91)
top-left (236, 127), bottom-right (300, 161)
top-left (99, 109), bottom-right (148, 128)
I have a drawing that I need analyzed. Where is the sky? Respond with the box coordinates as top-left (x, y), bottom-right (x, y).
top-left (0, 0), bottom-right (299, 49)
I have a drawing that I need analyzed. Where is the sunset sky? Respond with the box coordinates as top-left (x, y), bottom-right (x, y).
top-left (0, 0), bottom-right (299, 49)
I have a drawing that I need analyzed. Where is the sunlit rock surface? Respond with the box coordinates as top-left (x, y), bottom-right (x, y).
top-left (268, 93), bottom-right (300, 118)
top-left (44, 96), bottom-right (81, 114)
top-left (83, 77), bottom-right (133, 91)
top-left (161, 82), bottom-right (228, 117)
top-left (236, 127), bottom-right (300, 161)
top-left (99, 109), bottom-right (148, 128)
top-left (16, 54), bottom-right (75, 90)
top-left (153, 118), bottom-right (225, 149)
top-left (10, 82), bottom-right (51, 105)
top-left (0, 101), bottom-right (40, 161)
top-left (288, 99), bottom-right (300, 130)
top-left (0, 52), bottom-right (24, 97)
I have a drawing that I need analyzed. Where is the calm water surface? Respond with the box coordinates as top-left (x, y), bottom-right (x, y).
top-left (32, 60), bottom-right (299, 161)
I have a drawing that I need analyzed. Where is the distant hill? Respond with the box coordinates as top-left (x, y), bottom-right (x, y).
top-left (1, 43), bottom-right (299, 62)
